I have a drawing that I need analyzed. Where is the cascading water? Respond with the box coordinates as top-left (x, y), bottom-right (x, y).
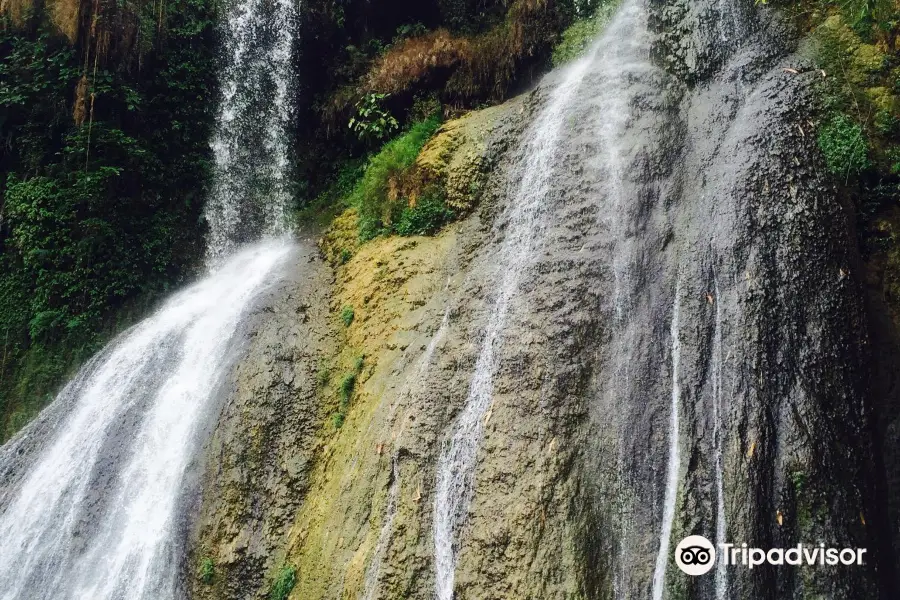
top-left (430, 31), bottom-right (602, 600)
top-left (0, 242), bottom-right (291, 600)
top-left (363, 310), bottom-right (449, 600)
top-left (205, 0), bottom-right (297, 261)
top-left (0, 0), bottom-right (298, 596)
top-left (651, 292), bottom-right (683, 600)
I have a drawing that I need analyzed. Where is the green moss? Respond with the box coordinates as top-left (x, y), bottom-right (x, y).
top-left (352, 116), bottom-right (442, 241)
top-left (332, 356), bottom-right (364, 429)
top-left (818, 113), bottom-right (871, 175)
top-left (316, 363), bottom-right (331, 389)
top-left (340, 372), bottom-right (357, 404)
top-left (269, 564), bottom-right (297, 600)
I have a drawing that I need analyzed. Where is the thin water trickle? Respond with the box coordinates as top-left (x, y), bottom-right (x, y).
top-left (430, 37), bottom-right (600, 600)
top-left (362, 457), bottom-right (401, 600)
top-left (651, 290), bottom-right (682, 600)
top-left (712, 278), bottom-right (728, 600)
top-left (430, 4), bottom-right (651, 598)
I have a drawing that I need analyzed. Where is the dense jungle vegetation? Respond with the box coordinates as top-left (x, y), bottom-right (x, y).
top-left (2, 0), bottom-right (900, 439)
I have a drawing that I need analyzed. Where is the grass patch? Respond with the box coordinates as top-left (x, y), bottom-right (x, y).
top-left (818, 113), bottom-right (871, 176)
top-left (351, 116), bottom-right (442, 241)
top-left (340, 305), bottom-right (355, 327)
top-left (395, 187), bottom-right (456, 236)
top-left (296, 158), bottom-right (366, 228)
top-left (332, 355), bottom-right (365, 429)
top-left (269, 564), bottom-right (297, 600)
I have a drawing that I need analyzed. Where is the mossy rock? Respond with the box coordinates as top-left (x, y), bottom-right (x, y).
top-left (865, 86), bottom-right (897, 113)
top-left (853, 43), bottom-right (888, 76)
top-left (320, 209), bottom-right (361, 267)
top-left (817, 15), bottom-right (888, 84)
top-left (414, 102), bottom-right (513, 212)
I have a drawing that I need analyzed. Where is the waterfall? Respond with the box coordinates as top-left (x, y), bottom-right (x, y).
top-left (0, 242), bottom-right (292, 600)
top-left (588, 2), bottom-right (653, 321)
top-left (205, 0), bottom-right (298, 262)
top-left (430, 42), bottom-right (593, 600)
top-left (0, 0), bottom-right (299, 595)
top-left (718, 0), bottom-right (751, 42)
top-left (431, 5), bottom-right (645, 598)
top-left (651, 291), bottom-right (682, 600)
top-left (712, 279), bottom-right (728, 600)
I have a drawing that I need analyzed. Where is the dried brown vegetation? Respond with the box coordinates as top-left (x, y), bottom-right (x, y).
top-left (323, 0), bottom-right (568, 127)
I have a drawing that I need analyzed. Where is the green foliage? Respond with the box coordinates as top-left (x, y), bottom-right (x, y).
top-left (551, 1), bottom-right (619, 66)
top-left (818, 113), bottom-right (871, 176)
top-left (395, 188), bottom-right (455, 236)
top-left (331, 412), bottom-right (345, 428)
top-left (0, 0), bottom-right (217, 439)
top-left (197, 557), bottom-right (215, 585)
top-left (875, 109), bottom-right (898, 135)
top-left (340, 305), bottom-right (355, 326)
top-left (351, 116), bottom-right (442, 240)
top-left (269, 565), bottom-right (297, 600)
top-left (349, 93), bottom-right (399, 145)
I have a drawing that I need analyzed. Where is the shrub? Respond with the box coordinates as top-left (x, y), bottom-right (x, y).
top-left (332, 356), bottom-right (365, 428)
top-left (349, 93), bottom-right (399, 145)
top-left (351, 116), bottom-right (442, 240)
top-left (365, 30), bottom-right (471, 96)
top-left (331, 412), bottom-right (346, 428)
top-left (818, 113), bottom-right (871, 176)
top-left (316, 363), bottom-right (331, 388)
top-left (269, 565), bottom-right (297, 600)
top-left (340, 305), bottom-right (355, 326)
top-left (395, 188), bottom-right (456, 236)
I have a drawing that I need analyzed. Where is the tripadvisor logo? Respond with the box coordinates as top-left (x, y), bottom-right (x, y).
top-left (675, 535), bottom-right (716, 576)
top-left (674, 535), bottom-right (868, 576)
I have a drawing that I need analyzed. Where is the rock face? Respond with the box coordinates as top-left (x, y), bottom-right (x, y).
top-left (193, 1), bottom-right (897, 599)
top-left (188, 235), bottom-right (336, 599)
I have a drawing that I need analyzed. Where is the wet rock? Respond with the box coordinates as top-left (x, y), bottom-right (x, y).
top-left (188, 234), bottom-right (336, 600)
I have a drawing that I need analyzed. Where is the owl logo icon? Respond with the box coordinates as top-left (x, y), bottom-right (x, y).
top-left (675, 535), bottom-right (716, 576)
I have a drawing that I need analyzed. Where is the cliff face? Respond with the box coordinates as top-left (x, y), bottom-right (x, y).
top-left (188, 236), bottom-right (337, 600)
top-left (189, 2), bottom-right (897, 600)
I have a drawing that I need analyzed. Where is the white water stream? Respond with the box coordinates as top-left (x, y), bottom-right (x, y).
top-left (0, 240), bottom-right (292, 600)
top-left (431, 4), bottom-right (647, 598)
top-left (651, 291), bottom-right (682, 600)
top-left (712, 279), bottom-right (728, 600)
top-left (205, 0), bottom-right (297, 261)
